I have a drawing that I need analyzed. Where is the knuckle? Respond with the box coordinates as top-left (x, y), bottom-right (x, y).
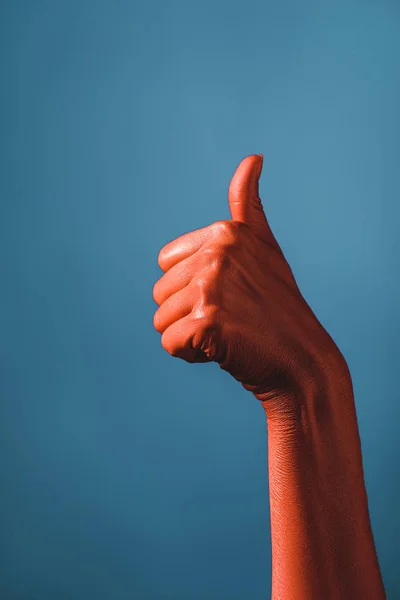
top-left (203, 247), bottom-right (232, 273)
top-left (194, 275), bottom-right (208, 292)
top-left (192, 283), bottom-right (221, 321)
top-left (210, 220), bottom-right (235, 238)
top-left (200, 245), bottom-right (225, 272)
top-left (211, 253), bottom-right (231, 272)
top-left (194, 247), bottom-right (234, 297)
top-left (201, 243), bottom-right (233, 267)
top-left (192, 281), bottom-right (210, 316)
top-left (193, 314), bottom-right (218, 337)
top-left (209, 220), bottom-right (243, 247)
top-left (192, 318), bottom-right (221, 360)
top-left (201, 243), bottom-right (223, 257)
top-left (203, 306), bottom-right (220, 325)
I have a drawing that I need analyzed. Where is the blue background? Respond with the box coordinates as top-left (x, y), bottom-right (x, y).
top-left (1, 1), bottom-right (399, 599)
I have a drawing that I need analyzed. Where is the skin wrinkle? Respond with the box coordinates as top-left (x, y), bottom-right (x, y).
top-left (153, 155), bottom-right (386, 599)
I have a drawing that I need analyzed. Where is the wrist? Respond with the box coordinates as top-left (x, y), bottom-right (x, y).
top-left (257, 342), bottom-right (353, 424)
top-left (264, 349), bottom-right (386, 599)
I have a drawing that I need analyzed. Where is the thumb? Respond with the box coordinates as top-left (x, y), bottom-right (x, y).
top-left (228, 154), bottom-right (273, 242)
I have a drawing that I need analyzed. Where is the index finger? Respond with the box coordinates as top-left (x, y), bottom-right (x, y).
top-left (158, 225), bottom-right (210, 272)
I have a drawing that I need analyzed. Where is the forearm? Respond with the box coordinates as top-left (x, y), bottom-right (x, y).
top-left (263, 359), bottom-right (386, 600)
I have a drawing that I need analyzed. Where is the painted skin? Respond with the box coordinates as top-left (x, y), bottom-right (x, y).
top-left (152, 155), bottom-right (386, 599)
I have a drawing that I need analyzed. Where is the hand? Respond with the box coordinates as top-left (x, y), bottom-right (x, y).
top-left (153, 155), bottom-right (344, 415)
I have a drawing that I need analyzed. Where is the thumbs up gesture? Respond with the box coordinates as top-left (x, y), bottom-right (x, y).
top-left (153, 155), bottom-right (342, 414)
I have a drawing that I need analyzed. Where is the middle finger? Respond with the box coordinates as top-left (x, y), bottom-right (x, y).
top-left (153, 251), bottom-right (200, 306)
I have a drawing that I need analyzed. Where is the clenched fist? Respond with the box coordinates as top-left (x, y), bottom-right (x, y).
top-left (152, 155), bottom-right (342, 415)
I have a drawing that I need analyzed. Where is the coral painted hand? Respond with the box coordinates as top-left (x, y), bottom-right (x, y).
top-left (153, 154), bottom-right (338, 413)
top-left (152, 154), bottom-right (386, 599)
